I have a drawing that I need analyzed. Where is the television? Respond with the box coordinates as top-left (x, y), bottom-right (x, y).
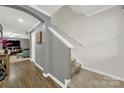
top-left (3, 40), bottom-right (20, 49)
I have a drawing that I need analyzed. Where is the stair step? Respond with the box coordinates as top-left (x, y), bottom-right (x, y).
top-left (70, 61), bottom-right (81, 78)
top-left (67, 82), bottom-right (75, 88)
top-left (71, 56), bottom-right (76, 63)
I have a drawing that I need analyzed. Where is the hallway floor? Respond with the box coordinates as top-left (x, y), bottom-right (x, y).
top-left (10, 56), bottom-right (30, 63)
top-left (68, 68), bottom-right (124, 88)
top-left (0, 60), bottom-right (61, 88)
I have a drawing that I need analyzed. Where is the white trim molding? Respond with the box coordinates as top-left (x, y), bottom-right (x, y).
top-left (48, 27), bottom-right (74, 49)
top-left (72, 54), bottom-right (124, 82)
top-left (44, 73), bottom-right (66, 88)
top-left (30, 58), bottom-right (44, 71)
top-left (43, 73), bottom-right (70, 88)
top-left (34, 62), bottom-right (44, 71)
top-left (31, 58), bottom-right (70, 88)
top-left (86, 5), bottom-right (116, 17)
top-left (82, 66), bottom-right (124, 82)
top-left (29, 5), bottom-right (51, 17)
top-left (28, 21), bottom-right (41, 33)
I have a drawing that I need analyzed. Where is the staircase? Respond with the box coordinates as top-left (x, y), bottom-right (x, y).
top-left (67, 56), bottom-right (81, 88)
top-left (68, 55), bottom-right (124, 88)
top-left (70, 56), bottom-right (81, 78)
top-left (51, 25), bottom-right (82, 87)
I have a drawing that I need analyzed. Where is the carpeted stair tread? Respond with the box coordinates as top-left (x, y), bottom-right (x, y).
top-left (71, 56), bottom-right (76, 63)
top-left (70, 60), bottom-right (81, 78)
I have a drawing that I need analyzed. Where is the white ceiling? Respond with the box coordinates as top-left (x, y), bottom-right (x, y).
top-left (69, 5), bottom-right (116, 17)
top-left (0, 6), bottom-right (39, 39)
top-left (37, 5), bottom-right (63, 16)
top-left (31, 5), bottom-right (116, 17)
top-left (0, 5), bottom-right (117, 39)
top-left (30, 5), bottom-right (63, 16)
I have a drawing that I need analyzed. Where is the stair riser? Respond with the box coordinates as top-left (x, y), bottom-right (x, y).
top-left (70, 55), bottom-right (81, 78)
top-left (70, 63), bottom-right (81, 78)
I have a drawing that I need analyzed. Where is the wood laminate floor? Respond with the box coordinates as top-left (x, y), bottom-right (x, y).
top-left (68, 69), bottom-right (124, 88)
top-left (0, 60), bottom-right (61, 88)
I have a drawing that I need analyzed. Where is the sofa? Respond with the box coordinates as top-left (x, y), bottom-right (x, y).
top-left (17, 49), bottom-right (30, 58)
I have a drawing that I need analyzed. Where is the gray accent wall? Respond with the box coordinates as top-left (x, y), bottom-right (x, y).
top-left (32, 23), bottom-right (45, 70)
top-left (48, 29), bottom-right (71, 83)
top-left (43, 25), bottom-right (50, 74)
top-left (35, 40), bottom-right (45, 69)
top-left (31, 23), bottom-right (71, 84)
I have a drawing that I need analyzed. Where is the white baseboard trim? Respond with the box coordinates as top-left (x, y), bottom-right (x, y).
top-left (65, 79), bottom-right (70, 87)
top-left (43, 73), bottom-right (49, 77)
top-left (34, 62), bottom-right (44, 71)
top-left (43, 72), bottom-right (69, 88)
top-left (29, 58), bottom-right (35, 63)
top-left (48, 73), bottom-right (66, 88)
top-left (82, 66), bottom-right (124, 82)
top-left (72, 55), bottom-right (124, 82)
top-left (30, 58), bottom-right (68, 88)
top-left (29, 58), bottom-right (44, 71)
top-left (43, 73), bottom-right (70, 88)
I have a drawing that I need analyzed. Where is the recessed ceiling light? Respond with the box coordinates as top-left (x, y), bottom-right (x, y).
top-left (18, 19), bottom-right (23, 23)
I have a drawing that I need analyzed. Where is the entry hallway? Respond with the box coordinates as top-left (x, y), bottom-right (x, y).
top-left (0, 60), bottom-right (61, 88)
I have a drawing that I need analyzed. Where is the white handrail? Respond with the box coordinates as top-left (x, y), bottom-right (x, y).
top-left (48, 27), bottom-right (74, 49)
top-left (51, 25), bottom-right (83, 47)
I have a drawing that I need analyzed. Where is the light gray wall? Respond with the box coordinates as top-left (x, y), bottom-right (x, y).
top-left (43, 25), bottom-right (50, 74)
top-left (0, 44), bottom-right (2, 50)
top-left (53, 33), bottom-right (71, 83)
top-left (31, 23), bottom-right (71, 84)
top-left (52, 6), bottom-right (124, 79)
top-left (31, 23), bottom-right (45, 70)
top-left (20, 39), bottom-right (29, 49)
top-left (48, 29), bottom-right (71, 83)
